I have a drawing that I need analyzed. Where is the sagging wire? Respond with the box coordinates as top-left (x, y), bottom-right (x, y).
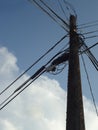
top-left (48, 62), bottom-right (68, 75)
top-left (0, 34), bottom-right (68, 96)
top-left (47, 45), bottom-right (69, 75)
top-left (81, 54), bottom-right (98, 116)
top-left (0, 48), bottom-right (69, 110)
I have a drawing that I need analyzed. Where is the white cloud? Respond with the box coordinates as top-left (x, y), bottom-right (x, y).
top-left (0, 46), bottom-right (98, 130)
top-left (0, 47), bottom-right (18, 75)
top-left (0, 120), bottom-right (18, 130)
top-left (0, 47), bottom-right (19, 87)
top-left (84, 97), bottom-right (98, 130)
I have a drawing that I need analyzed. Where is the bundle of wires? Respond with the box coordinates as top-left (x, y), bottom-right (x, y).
top-left (0, 34), bottom-right (69, 110)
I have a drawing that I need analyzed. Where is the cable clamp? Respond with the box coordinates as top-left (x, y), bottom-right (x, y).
top-left (46, 65), bottom-right (56, 72)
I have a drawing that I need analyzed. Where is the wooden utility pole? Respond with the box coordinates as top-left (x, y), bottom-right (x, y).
top-left (66, 15), bottom-right (85, 130)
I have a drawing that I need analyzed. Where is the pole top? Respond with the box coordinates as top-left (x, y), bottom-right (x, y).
top-left (70, 15), bottom-right (77, 33)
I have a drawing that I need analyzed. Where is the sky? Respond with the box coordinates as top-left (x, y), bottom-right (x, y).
top-left (0, 0), bottom-right (98, 130)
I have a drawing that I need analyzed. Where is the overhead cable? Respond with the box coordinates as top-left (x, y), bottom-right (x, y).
top-left (28, 0), bottom-right (69, 31)
top-left (85, 35), bottom-right (98, 39)
top-left (0, 34), bottom-right (68, 96)
top-left (39, 0), bottom-right (69, 27)
top-left (81, 54), bottom-right (98, 116)
top-left (82, 43), bottom-right (98, 71)
top-left (29, 0), bottom-right (66, 30)
top-left (0, 48), bottom-right (69, 110)
top-left (78, 20), bottom-right (98, 27)
top-left (63, 0), bottom-right (77, 17)
top-left (83, 29), bottom-right (98, 35)
top-left (78, 23), bottom-right (98, 29)
top-left (0, 66), bottom-right (46, 111)
top-left (58, 0), bottom-right (69, 22)
top-left (81, 42), bottom-right (98, 54)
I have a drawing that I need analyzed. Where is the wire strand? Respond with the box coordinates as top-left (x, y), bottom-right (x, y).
top-left (81, 43), bottom-right (98, 71)
top-left (81, 54), bottom-right (98, 116)
top-left (0, 69), bottom-right (46, 110)
top-left (81, 42), bottom-right (98, 54)
top-left (39, 0), bottom-right (69, 29)
top-left (78, 20), bottom-right (98, 27)
top-left (0, 48), bottom-right (69, 110)
top-left (82, 30), bottom-right (98, 35)
top-left (0, 34), bottom-right (68, 96)
top-left (29, 0), bottom-right (69, 31)
top-left (85, 35), bottom-right (98, 39)
top-left (78, 23), bottom-right (98, 29)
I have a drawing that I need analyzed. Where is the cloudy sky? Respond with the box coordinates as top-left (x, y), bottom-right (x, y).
top-left (0, 0), bottom-right (98, 130)
top-left (0, 45), bottom-right (98, 130)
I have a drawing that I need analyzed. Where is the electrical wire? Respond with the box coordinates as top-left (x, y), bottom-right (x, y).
top-left (39, 0), bottom-right (68, 25)
top-left (0, 68), bottom-right (46, 110)
top-left (39, 0), bottom-right (69, 30)
top-left (0, 34), bottom-right (68, 96)
top-left (29, 0), bottom-right (66, 30)
top-left (82, 43), bottom-right (98, 71)
top-left (0, 48), bottom-right (69, 110)
top-left (28, 0), bottom-right (77, 32)
top-left (85, 35), bottom-right (98, 39)
top-left (82, 29), bottom-right (98, 35)
top-left (29, 0), bottom-right (69, 31)
top-left (81, 54), bottom-right (98, 116)
top-left (47, 43), bottom-right (69, 75)
top-left (63, 0), bottom-right (77, 17)
top-left (78, 34), bottom-right (98, 71)
top-left (49, 62), bottom-right (68, 75)
top-left (78, 23), bottom-right (98, 29)
top-left (1, 38), bottom-right (97, 110)
top-left (57, 0), bottom-right (69, 22)
top-left (78, 20), bottom-right (98, 28)
top-left (81, 42), bottom-right (98, 54)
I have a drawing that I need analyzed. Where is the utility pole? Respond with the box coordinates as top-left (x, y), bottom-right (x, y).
top-left (66, 15), bottom-right (85, 130)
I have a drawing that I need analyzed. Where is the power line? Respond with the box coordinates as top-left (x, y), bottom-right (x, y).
top-left (29, 0), bottom-right (66, 30)
top-left (0, 34), bottom-right (68, 96)
top-left (29, 0), bottom-right (69, 31)
top-left (40, 0), bottom-right (69, 27)
top-left (78, 23), bottom-right (98, 29)
top-left (81, 54), bottom-right (98, 116)
top-left (0, 48), bottom-right (69, 110)
top-left (63, 0), bottom-right (77, 17)
top-left (58, 0), bottom-right (69, 21)
top-left (78, 20), bottom-right (98, 27)
top-left (85, 35), bottom-right (98, 39)
top-left (0, 67), bottom-right (46, 111)
top-left (82, 29), bottom-right (98, 35)
top-left (81, 42), bottom-right (98, 54)
top-left (82, 43), bottom-right (98, 71)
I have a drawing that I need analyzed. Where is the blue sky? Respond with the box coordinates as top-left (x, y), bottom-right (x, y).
top-left (0, 0), bottom-right (98, 99)
top-left (0, 0), bottom-right (98, 115)
top-left (0, 0), bottom-right (98, 130)
top-left (0, 0), bottom-right (98, 98)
